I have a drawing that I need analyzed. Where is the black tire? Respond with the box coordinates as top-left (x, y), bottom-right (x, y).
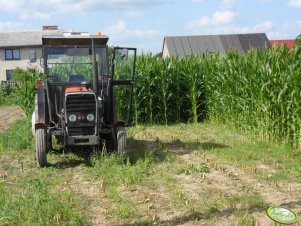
top-left (116, 127), bottom-right (127, 153)
top-left (36, 128), bottom-right (47, 167)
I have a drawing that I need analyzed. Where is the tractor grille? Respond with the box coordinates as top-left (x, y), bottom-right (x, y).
top-left (67, 127), bottom-right (95, 136)
top-left (65, 93), bottom-right (96, 136)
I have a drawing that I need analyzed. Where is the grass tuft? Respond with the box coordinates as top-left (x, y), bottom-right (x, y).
top-left (91, 150), bottom-right (154, 187)
top-left (0, 178), bottom-right (87, 225)
top-left (90, 150), bottom-right (154, 220)
top-left (0, 118), bottom-right (33, 152)
top-left (178, 163), bottom-right (209, 175)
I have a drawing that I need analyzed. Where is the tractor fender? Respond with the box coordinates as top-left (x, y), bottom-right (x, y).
top-left (33, 84), bottom-right (46, 132)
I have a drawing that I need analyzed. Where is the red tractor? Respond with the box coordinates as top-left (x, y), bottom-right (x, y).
top-left (32, 33), bottom-right (136, 167)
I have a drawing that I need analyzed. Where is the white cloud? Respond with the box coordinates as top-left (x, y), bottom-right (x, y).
top-left (187, 20), bottom-right (274, 35)
top-left (279, 20), bottom-right (301, 39)
top-left (296, 20), bottom-right (301, 28)
top-left (0, 1), bottom-right (24, 11)
top-left (252, 21), bottom-right (273, 31)
top-left (156, 20), bottom-right (168, 25)
top-left (124, 11), bottom-right (144, 18)
top-left (21, 11), bottom-right (52, 19)
top-left (0, 21), bottom-right (27, 31)
top-left (288, 0), bottom-right (301, 8)
top-left (191, 0), bottom-right (205, 3)
top-left (103, 20), bottom-right (162, 53)
top-left (212, 10), bottom-right (236, 24)
top-left (221, 21), bottom-right (273, 34)
top-left (104, 20), bottom-right (161, 39)
top-left (219, 0), bottom-right (235, 9)
top-left (257, 0), bottom-right (271, 3)
top-left (0, 0), bottom-right (173, 19)
top-left (186, 10), bottom-right (236, 29)
top-left (266, 31), bottom-right (283, 39)
top-left (187, 17), bottom-right (210, 27)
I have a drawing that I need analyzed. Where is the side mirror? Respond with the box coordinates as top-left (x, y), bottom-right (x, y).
top-left (120, 49), bottom-right (128, 61)
top-left (29, 50), bottom-right (37, 63)
top-left (39, 57), bottom-right (44, 68)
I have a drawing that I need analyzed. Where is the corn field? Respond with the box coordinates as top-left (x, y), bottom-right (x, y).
top-left (132, 44), bottom-right (301, 147)
top-left (134, 55), bottom-right (206, 125)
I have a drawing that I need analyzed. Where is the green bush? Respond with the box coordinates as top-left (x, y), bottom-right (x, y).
top-left (0, 85), bottom-right (16, 106)
top-left (12, 68), bottom-right (43, 117)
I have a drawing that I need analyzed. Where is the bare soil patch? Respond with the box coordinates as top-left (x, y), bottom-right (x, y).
top-left (0, 106), bottom-right (24, 132)
top-left (126, 128), bottom-right (301, 226)
top-left (65, 168), bottom-right (111, 226)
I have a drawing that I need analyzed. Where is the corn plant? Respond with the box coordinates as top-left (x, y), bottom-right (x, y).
top-left (134, 44), bottom-right (301, 148)
top-left (12, 68), bottom-right (43, 117)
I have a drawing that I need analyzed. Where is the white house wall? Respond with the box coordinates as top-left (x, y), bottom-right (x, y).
top-left (162, 41), bottom-right (169, 58)
top-left (0, 47), bottom-right (43, 82)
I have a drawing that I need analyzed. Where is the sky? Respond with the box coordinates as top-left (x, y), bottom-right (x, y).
top-left (0, 0), bottom-right (300, 53)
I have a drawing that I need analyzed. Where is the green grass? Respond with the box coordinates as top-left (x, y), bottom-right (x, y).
top-left (89, 148), bottom-right (154, 220)
top-left (154, 158), bottom-right (267, 226)
top-left (178, 162), bottom-right (209, 175)
top-left (91, 150), bottom-right (153, 187)
top-left (1, 115), bottom-right (300, 225)
top-left (0, 119), bottom-right (88, 225)
top-left (0, 85), bottom-right (17, 107)
top-left (0, 178), bottom-right (86, 226)
top-left (200, 124), bottom-right (301, 181)
top-left (128, 123), bottom-right (301, 188)
top-left (0, 118), bottom-right (33, 152)
top-left (105, 186), bottom-right (136, 220)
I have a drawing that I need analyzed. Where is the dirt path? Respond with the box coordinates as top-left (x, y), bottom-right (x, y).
top-left (125, 129), bottom-right (301, 226)
top-left (181, 152), bottom-right (301, 225)
top-left (0, 106), bottom-right (24, 132)
top-left (64, 167), bottom-right (111, 225)
top-left (197, 153), bottom-right (301, 206)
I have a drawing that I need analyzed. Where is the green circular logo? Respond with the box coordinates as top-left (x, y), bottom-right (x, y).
top-left (267, 207), bottom-right (299, 225)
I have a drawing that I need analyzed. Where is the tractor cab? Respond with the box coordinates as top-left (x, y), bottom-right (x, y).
top-left (33, 33), bottom-right (136, 167)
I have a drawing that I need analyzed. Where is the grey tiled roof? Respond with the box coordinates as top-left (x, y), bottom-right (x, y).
top-left (0, 30), bottom-right (68, 48)
top-left (163, 33), bottom-right (270, 57)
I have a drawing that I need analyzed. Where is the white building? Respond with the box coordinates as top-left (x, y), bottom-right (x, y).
top-left (0, 26), bottom-right (72, 84)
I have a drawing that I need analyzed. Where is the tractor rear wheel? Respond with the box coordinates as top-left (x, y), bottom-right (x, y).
top-left (116, 127), bottom-right (127, 153)
top-left (36, 128), bottom-right (47, 167)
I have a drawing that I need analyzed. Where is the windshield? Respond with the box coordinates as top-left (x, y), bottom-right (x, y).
top-left (46, 47), bottom-right (108, 82)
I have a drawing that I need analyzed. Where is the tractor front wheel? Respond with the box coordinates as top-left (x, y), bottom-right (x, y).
top-left (36, 128), bottom-right (47, 167)
top-left (116, 127), bottom-right (127, 153)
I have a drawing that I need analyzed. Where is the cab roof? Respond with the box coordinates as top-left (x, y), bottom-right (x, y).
top-left (42, 34), bottom-right (109, 46)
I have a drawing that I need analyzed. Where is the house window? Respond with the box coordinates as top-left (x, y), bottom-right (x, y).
top-left (6, 70), bottom-right (14, 80)
top-left (5, 49), bottom-right (20, 60)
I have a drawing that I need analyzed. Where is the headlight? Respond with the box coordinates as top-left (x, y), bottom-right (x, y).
top-left (69, 114), bottom-right (76, 122)
top-left (87, 114), bottom-right (94, 122)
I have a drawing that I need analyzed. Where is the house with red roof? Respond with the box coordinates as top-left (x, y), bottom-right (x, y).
top-left (269, 40), bottom-right (296, 49)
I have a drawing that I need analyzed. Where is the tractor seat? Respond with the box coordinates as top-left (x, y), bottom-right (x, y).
top-left (52, 74), bottom-right (61, 82)
top-left (67, 74), bottom-right (86, 82)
